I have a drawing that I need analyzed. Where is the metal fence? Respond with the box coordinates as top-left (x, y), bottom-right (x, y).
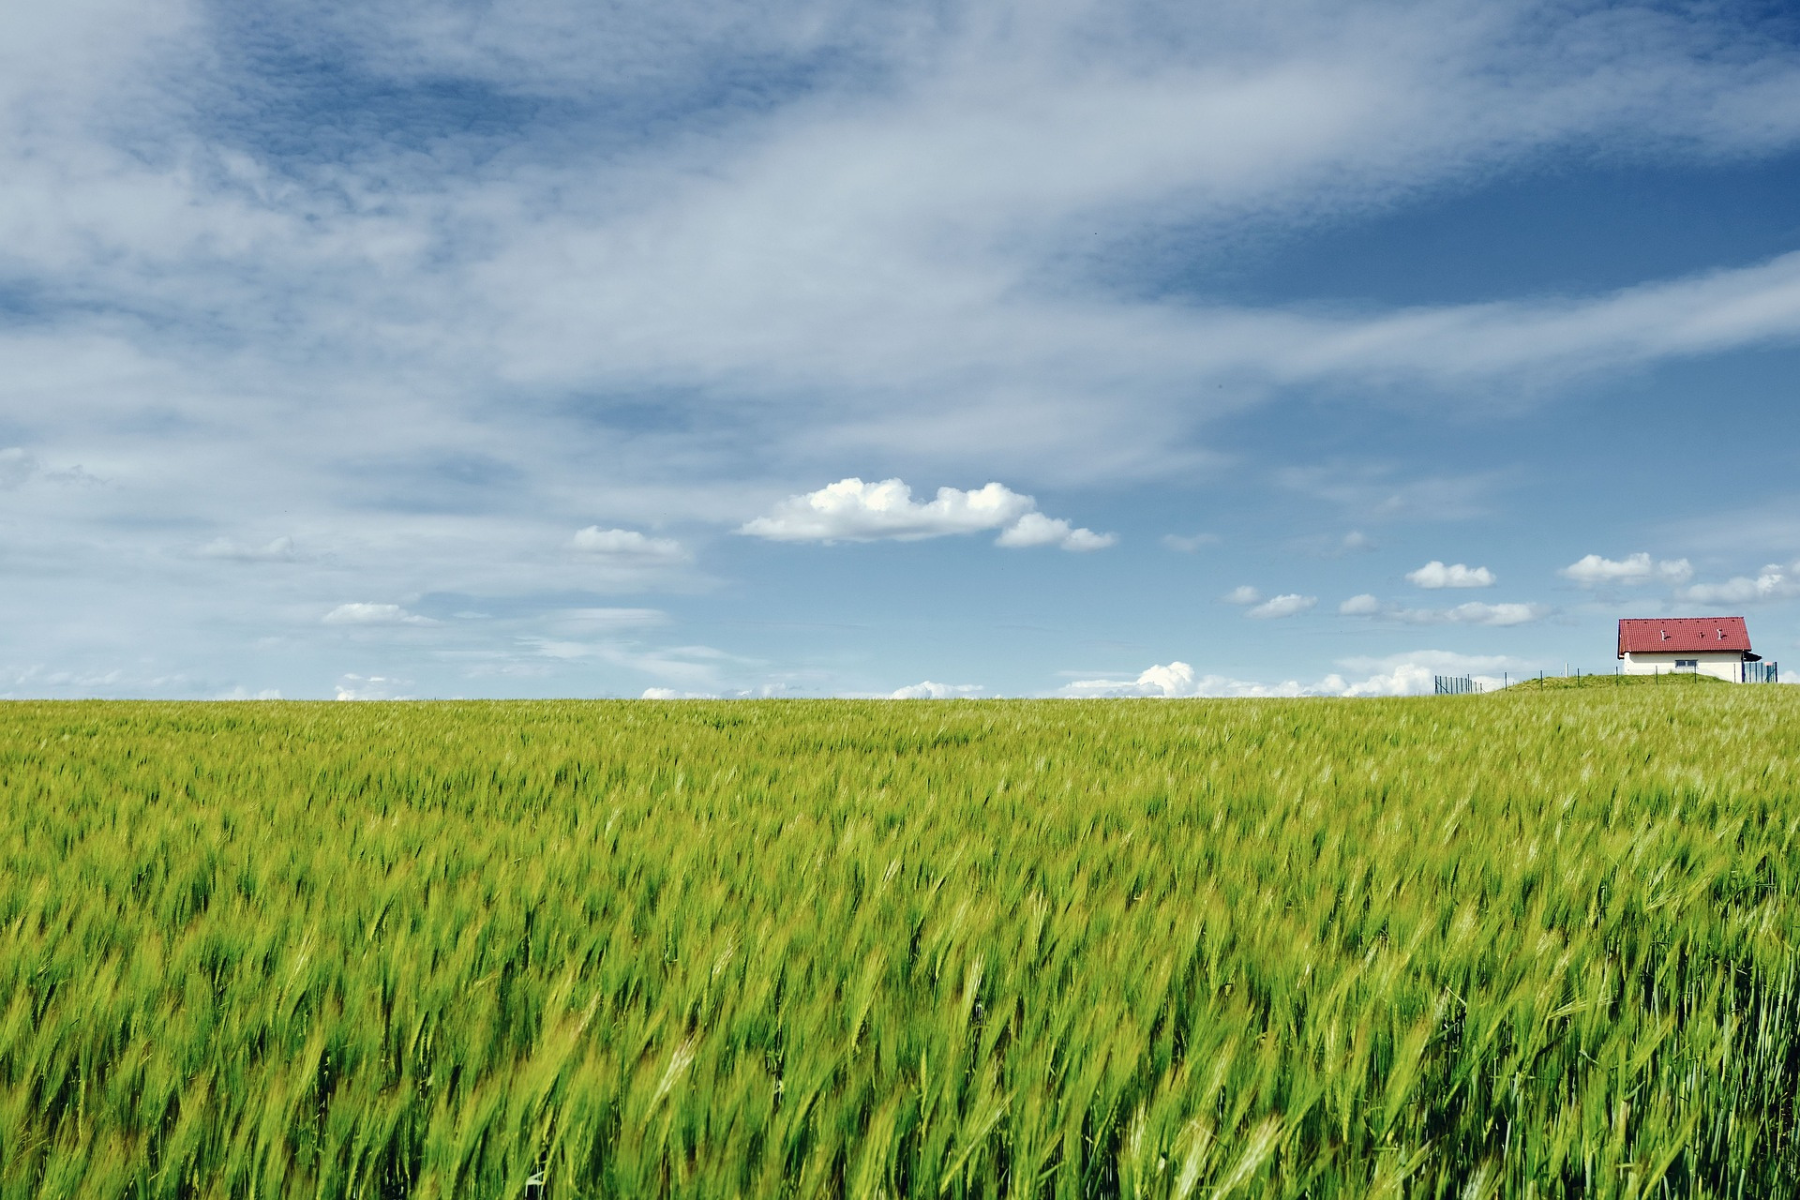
top-left (1746, 661), bottom-right (1781, 684)
top-left (1434, 675), bottom-right (1478, 695)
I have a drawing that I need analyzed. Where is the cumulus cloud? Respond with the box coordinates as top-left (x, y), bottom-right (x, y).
top-left (641, 687), bottom-right (718, 699)
top-left (1333, 651), bottom-right (1532, 696)
top-left (1222, 585), bottom-right (1262, 606)
top-left (1680, 563), bottom-right (1800, 604)
top-left (740, 478), bottom-right (1112, 551)
top-left (1339, 593), bottom-right (1381, 615)
top-left (890, 680), bottom-right (985, 699)
top-left (996, 512), bottom-right (1116, 551)
top-left (322, 602), bottom-right (434, 626)
top-left (1561, 553), bottom-right (1693, 586)
top-left (1406, 561), bottom-right (1495, 589)
top-left (1247, 594), bottom-right (1317, 619)
top-left (569, 527), bottom-right (688, 562)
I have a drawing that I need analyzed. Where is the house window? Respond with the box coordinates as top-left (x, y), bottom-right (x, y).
top-left (1675, 659), bottom-right (1697, 669)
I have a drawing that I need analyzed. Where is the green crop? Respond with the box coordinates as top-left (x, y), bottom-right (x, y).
top-left (1, 690), bottom-right (1797, 1198)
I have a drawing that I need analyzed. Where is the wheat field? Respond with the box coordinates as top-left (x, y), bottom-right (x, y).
top-left (1, 690), bottom-right (1796, 1198)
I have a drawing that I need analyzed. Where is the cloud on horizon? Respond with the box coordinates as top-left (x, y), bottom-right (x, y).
top-left (1061, 649), bottom-right (1537, 699)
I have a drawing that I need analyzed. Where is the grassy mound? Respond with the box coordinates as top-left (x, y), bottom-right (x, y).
top-left (1499, 670), bottom-right (1732, 691)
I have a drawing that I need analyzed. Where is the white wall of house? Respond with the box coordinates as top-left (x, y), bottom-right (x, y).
top-left (1620, 651), bottom-right (1747, 681)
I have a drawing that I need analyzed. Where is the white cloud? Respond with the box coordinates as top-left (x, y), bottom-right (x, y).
top-left (1062, 661), bottom-right (1314, 698)
top-left (1333, 650), bottom-right (1531, 696)
top-left (1560, 552), bottom-right (1693, 586)
top-left (569, 527), bottom-right (688, 562)
top-left (890, 680), bottom-right (985, 699)
top-left (1406, 560), bottom-right (1495, 589)
top-left (1341, 595), bottom-right (1550, 625)
top-left (335, 674), bottom-right (409, 700)
top-left (1390, 601), bottom-right (1549, 626)
top-left (740, 477), bottom-right (1111, 550)
top-left (1680, 563), bottom-right (1800, 605)
top-left (1222, 585), bottom-right (1261, 605)
top-left (217, 686), bottom-right (282, 700)
top-left (1247, 593), bottom-right (1317, 619)
top-left (1063, 650), bottom-right (1538, 698)
top-left (995, 512), bottom-right (1117, 552)
top-left (641, 687), bottom-right (718, 699)
top-left (322, 602), bottom-right (434, 626)
top-left (197, 535), bottom-right (296, 562)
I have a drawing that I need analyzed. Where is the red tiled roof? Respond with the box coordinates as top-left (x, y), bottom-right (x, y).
top-left (1618, 617), bottom-right (1751, 655)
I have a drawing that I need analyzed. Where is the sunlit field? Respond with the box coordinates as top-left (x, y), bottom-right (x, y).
top-left (3, 692), bottom-right (1797, 1198)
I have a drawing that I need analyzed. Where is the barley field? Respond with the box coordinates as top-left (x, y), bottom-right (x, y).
top-left (2, 690), bottom-right (1797, 1199)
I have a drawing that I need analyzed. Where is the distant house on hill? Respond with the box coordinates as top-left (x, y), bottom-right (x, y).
top-left (1617, 617), bottom-right (1777, 682)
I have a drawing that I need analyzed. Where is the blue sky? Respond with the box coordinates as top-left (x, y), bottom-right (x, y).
top-left (6, 0), bottom-right (1800, 699)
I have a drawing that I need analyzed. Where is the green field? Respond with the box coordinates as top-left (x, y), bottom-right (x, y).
top-left (3, 692), bottom-right (1797, 1198)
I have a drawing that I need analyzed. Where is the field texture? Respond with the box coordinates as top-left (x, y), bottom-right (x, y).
top-left (2, 692), bottom-right (1798, 1198)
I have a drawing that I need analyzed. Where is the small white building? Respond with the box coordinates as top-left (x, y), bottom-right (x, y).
top-left (1617, 617), bottom-right (1771, 681)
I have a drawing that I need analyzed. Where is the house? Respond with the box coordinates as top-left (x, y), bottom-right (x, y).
top-left (1617, 617), bottom-right (1774, 681)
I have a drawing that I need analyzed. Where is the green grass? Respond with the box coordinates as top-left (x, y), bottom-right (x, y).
top-left (2, 691), bottom-right (1797, 1198)
top-left (1498, 672), bottom-right (1731, 691)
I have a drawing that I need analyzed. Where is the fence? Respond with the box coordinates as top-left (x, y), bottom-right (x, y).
top-left (1434, 675), bottom-right (1478, 695)
top-left (1746, 661), bottom-right (1781, 684)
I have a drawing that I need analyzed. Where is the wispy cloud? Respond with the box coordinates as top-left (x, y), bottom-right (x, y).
top-left (1162, 531), bottom-right (1221, 553)
top-left (569, 527), bottom-right (688, 563)
top-left (1389, 601), bottom-right (1548, 626)
top-left (1342, 597), bottom-right (1550, 626)
top-left (1247, 593), bottom-right (1317, 619)
top-left (197, 536), bottom-right (298, 562)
